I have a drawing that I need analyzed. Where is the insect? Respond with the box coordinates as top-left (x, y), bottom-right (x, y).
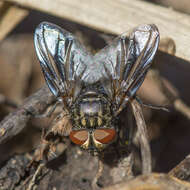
top-left (33, 22), bottom-right (159, 168)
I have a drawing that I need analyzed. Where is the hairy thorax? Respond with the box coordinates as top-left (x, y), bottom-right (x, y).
top-left (71, 91), bottom-right (112, 130)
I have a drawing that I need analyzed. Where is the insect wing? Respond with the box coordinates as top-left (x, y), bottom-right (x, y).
top-left (34, 22), bottom-right (90, 99)
top-left (94, 24), bottom-right (159, 105)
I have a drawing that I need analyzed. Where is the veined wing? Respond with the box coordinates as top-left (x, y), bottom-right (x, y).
top-left (34, 22), bottom-right (91, 105)
top-left (94, 24), bottom-right (160, 113)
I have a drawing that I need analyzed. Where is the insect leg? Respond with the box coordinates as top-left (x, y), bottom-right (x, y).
top-left (135, 96), bottom-right (169, 112)
top-left (31, 112), bottom-right (70, 164)
top-left (92, 154), bottom-right (104, 190)
top-left (26, 136), bottom-right (56, 190)
top-left (29, 99), bottom-right (62, 118)
top-left (26, 162), bottom-right (46, 190)
top-left (127, 108), bottom-right (135, 147)
top-left (131, 99), bottom-right (151, 174)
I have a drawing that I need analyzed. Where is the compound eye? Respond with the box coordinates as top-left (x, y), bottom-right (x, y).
top-left (69, 130), bottom-right (88, 145)
top-left (94, 129), bottom-right (116, 144)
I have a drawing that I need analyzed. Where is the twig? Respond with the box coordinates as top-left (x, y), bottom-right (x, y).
top-left (0, 2), bottom-right (29, 41)
top-left (2, 0), bottom-right (190, 62)
top-left (102, 173), bottom-right (190, 190)
top-left (174, 99), bottom-right (190, 120)
top-left (0, 85), bottom-right (55, 144)
top-left (27, 163), bottom-right (45, 190)
top-left (0, 94), bottom-right (18, 108)
top-left (169, 154), bottom-right (190, 180)
top-left (150, 69), bottom-right (190, 120)
top-left (131, 99), bottom-right (151, 174)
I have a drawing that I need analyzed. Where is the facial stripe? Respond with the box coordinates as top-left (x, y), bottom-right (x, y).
top-left (89, 118), bottom-right (95, 127)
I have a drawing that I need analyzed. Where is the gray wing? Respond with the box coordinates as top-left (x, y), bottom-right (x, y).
top-left (94, 24), bottom-right (160, 112)
top-left (34, 22), bottom-right (91, 102)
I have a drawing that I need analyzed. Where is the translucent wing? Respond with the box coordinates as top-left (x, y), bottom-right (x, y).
top-left (34, 22), bottom-right (91, 105)
top-left (94, 24), bottom-right (160, 114)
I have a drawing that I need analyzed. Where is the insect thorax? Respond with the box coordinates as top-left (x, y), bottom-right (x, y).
top-left (71, 91), bottom-right (112, 130)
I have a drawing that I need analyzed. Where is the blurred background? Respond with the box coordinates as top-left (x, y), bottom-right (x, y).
top-left (0, 0), bottom-right (190, 189)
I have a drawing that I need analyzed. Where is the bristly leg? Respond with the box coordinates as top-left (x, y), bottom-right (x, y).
top-left (26, 113), bottom-right (70, 189)
top-left (26, 162), bottom-right (46, 190)
top-left (92, 153), bottom-right (104, 190)
top-left (131, 98), bottom-right (151, 174)
top-left (25, 99), bottom-right (62, 119)
top-left (26, 135), bottom-right (67, 190)
top-left (135, 96), bottom-right (169, 112)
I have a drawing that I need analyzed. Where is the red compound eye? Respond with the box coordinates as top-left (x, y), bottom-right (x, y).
top-left (69, 130), bottom-right (88, 145)
top-left (94, 129), bottom-right (116, 144)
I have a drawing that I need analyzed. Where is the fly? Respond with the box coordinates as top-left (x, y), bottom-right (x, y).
top-left (33, 22), bottom-right (159, 157)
